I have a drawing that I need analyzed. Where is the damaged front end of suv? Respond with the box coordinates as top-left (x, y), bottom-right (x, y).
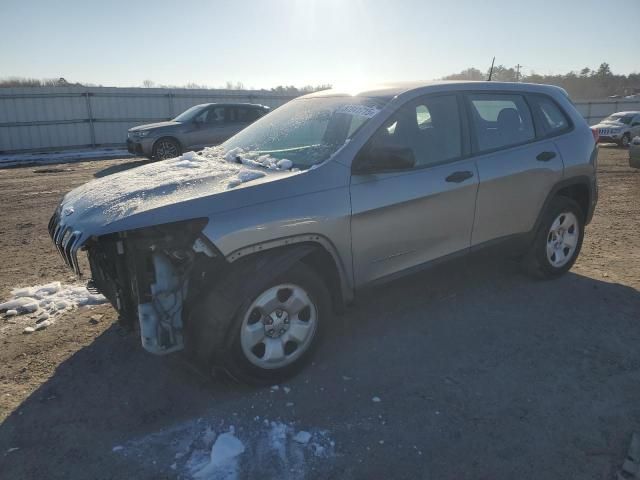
top-left (49, 210), bottom-right (223, 354)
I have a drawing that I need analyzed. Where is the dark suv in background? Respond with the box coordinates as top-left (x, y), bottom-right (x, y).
top-left (126, 103), bottom-right (270, 160)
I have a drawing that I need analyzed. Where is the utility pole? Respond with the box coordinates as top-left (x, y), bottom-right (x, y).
top-left (515, 64), bottom-right (522, 82)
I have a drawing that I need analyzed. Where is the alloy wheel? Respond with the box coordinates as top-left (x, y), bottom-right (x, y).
top-left (155, 140), bottom-right (179, 160)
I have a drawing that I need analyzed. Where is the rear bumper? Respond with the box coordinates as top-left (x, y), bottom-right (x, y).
top-left (597, 135), bottom-right (622, 144)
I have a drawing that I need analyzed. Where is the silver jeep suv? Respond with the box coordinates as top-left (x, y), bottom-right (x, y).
top-left (49, 81), bottom-right (598, 383)
top-left (593, 111), bottom-right (640, 148)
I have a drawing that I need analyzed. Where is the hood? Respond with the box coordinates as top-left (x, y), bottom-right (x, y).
top-left (594, 121), bottom-right (623, 129)
top-left (128, 121), bottom-right (181, 132)
top-left (55, 147), bottom-right (299, 241)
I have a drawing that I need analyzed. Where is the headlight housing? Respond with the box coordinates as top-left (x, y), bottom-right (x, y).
top-left (128, 130), bottom-right (151, 138)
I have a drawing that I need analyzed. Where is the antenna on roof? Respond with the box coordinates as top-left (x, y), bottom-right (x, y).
top-left (487, 57), bottom-right (496, 81)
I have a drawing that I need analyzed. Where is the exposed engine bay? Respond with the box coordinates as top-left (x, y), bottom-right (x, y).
top-left (83, 220), bottom-right (222, 354)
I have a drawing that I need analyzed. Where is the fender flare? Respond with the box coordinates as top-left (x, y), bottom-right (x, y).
top-left (533, 175), bottom-right (595, 235)
top-left (225, 234), bottom-right (354, 304)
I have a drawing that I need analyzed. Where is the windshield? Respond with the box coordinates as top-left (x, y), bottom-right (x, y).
top-left (603, 114), bottom-right (633, 125)
top-left (173, 104), bottom-right (208, 122)
top-left (222, 96), bottom-right (388, 169)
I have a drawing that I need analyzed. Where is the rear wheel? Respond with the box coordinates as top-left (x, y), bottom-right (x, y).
top-left (523, 196), bottom-right (584, 279)
top-left (152, 138), bottom-right (181, 160)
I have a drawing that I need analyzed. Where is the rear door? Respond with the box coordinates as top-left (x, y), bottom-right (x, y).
top-left (467, 92), bottom-right (564, 245)
top-left (224, 106), bottom-right (262, 140)
top-left (350, 94), bottom-right (479, 286)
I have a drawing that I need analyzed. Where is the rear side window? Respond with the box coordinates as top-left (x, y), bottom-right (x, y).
top-left (467, 94), bottom-right (535, 152)
top-left (530, 96), bottom-right (570, 135)
top-left (235, 107), bottom-right (262, 123)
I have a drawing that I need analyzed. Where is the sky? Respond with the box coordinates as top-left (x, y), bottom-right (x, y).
top-left (2, 0), bottom-right (639, 89)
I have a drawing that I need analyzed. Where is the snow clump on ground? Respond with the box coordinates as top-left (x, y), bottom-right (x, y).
top-left (116, 416), bottom-right (335, 479)
top-left (0, 282), bottom-right (106, 332)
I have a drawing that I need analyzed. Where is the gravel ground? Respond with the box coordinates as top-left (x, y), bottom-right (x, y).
top-left (0, 148), bottom-right (639, 479)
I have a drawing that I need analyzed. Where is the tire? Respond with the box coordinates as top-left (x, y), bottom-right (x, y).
top-left (620, 133), bottom-right (631, 148)
top-left (523, 196), bottom-right (585, 279)
top-left (190, 262), bottom-right (330, 385)
top-left (152, 137), bottom-right (181, 160)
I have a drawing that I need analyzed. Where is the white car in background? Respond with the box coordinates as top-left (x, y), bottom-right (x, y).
top-left (593, 111), bottom-right (640, 148)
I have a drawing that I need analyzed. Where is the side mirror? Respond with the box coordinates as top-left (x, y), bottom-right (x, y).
top-left (353, 146), bottom-right (415, 174)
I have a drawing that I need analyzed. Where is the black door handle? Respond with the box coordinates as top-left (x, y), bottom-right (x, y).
top-left (445, 171), bottom-right (474, 183)
top-left (536, 151), bottom-right (556, 162)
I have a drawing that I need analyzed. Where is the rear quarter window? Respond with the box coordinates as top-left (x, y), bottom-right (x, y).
top-left (530, 96), bottom-right (571, 136)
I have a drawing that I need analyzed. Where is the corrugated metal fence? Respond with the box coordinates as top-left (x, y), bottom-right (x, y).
top-left (1, 86), bottom-right (639, 154)
top-left (573, 98), bottom-right (640, 126)
top-left (0, 86), bottom-right (298, 154)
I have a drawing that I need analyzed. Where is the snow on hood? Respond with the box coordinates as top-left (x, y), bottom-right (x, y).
top-left (60, 146), bottom-right (296, 229)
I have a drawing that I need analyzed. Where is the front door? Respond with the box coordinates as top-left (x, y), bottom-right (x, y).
top-left (350, 94), bottom-right (479, 286)
top-left (184, 106), bottom-right (231, 149)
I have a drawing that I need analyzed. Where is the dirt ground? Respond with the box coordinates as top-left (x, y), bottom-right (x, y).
top-left (0, 148), bottom-right (639, 479)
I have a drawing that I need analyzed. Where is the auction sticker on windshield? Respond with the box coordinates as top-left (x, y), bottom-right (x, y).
top-left (335, 104), bottom-right (381, 118)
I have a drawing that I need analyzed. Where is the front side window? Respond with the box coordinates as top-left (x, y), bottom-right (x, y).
top-left (368, 95), bottom-right (462, 168)
top-left (467, 94), bottom-right (535, 151)
top-left (223, 96), bottom-right (389, 169)
top-left (173, 104), bottom-right (208, 122)
top-left (203, 107), bottom-right (225, 125)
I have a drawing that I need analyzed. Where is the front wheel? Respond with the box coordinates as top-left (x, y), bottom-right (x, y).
top-left (620, 133), bottom-right (631, 148)
top-left (152, 138), bottom-right (181, 160)
top-left (523, 196), bottom-right (585, 279)
top-left (192, 262), bottom-right (330, 385)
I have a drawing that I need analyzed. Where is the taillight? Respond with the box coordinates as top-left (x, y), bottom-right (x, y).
top-left (591, 127), bottom-right (599, 143)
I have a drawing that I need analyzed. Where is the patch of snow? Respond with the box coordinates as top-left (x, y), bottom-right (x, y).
top-left (23, 327), bottom-right (35, 334)
top-left (293, 431), bottom-right (311, 444)
top-left (0, 148), bottom-right (132, 169)
top-left (4, 310), bottom-right (18, 317)
top-left (0, 281), bottom-right (106, 330)
top-left (372, 396), bottom-right (381, 403)
top-left (34, 319), bottom-right (51, 330)
top-left (121, 416), bottom-right (335, 479)
top-left (112, 445), bottom-right (124, 452)
top-left (193, 430), bottom-right (245, 479)
top-left (283, 386), bottom-right (291, 394)
top-left (270, 385), bottom-right (280, 392)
